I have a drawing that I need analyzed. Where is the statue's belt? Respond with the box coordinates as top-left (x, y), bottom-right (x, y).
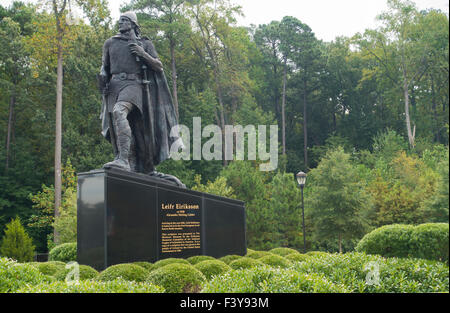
top-left (112, 73), bottom-right (142, 82)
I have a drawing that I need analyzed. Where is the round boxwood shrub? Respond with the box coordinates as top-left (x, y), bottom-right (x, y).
top-left (152, 258), bottom-right (190, 270)
top-left (147, 263), bottom-right (206, 293)
top-left (0, 258), bottom-right (54, 292)
top-left (285, 253), bottom-right (310, 263)
top-left (229, 257), bottom-right (264, 270)
top-left (306, 251), bottom-right (329, 257)
top-left (246, 250), bottom-right (273, 259)
top-left (32, 261), bottom-right (66, 276)
top-left (49, 242), bottom-right (77, 263)
top-left (187, 255), bottom-right (216, 265)
top-left (259, 254), bottom-right (292, 268)
top-left (219, 254), bottom-right (242, 264)
top-left (133, 261), bottom-right (155, 272)
top-left (194, 260), bottom-right (231, 279)
top-left (54, 264), bottom-right (99, 281)
top-left (96, 263), bottom-right (150, 282)
top-left (269, 247), bottom-right (299, 256)
top-left (409, 223), bottom-right (449, 263)
top-left (17, 278), bottom-right (165, 293)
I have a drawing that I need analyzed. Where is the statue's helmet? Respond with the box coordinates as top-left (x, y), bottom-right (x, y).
top-left (120, 11), bottom-right (139, 27)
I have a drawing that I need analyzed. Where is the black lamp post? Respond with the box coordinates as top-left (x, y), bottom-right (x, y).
top-left (296, 171), bottom-right (307, 253)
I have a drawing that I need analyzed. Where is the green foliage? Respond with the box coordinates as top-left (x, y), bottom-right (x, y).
top-left (193, 260), bottom-right (231, 279)
top-left (152, 257), bottom-right (190, 270)
top-left (356, 223), bottom-right (449, 262)
top-left (218, 254), bottom-right (242, 264)
top-left (201, 266), bottom-right (349, 293)
top-left (191, 175), bottom-right (235, 198)
top-left (54, 264), bottom-right (99, 281)
top-left (186, 255), bottom-right (216, 265)
top-left (133, 261), bottom-right (155, 272)
top-left (96, 263), bottom-right (150, 283)
top-left (0, 217), bottom-right (35, 262)
top-left (16, 278), bottom-right (165, 293)
top-left (30, 261), bottom-right (66, 276)
top-left (258, 254), bottom-right (292, 268)
top-left (229, 257), bottom-right (264, 270)
top-left (0, 257), bottom-right (54, 292)
top-left (294, 252), bottom-right (449, 293)
top-left (270, 247), bottom-right (300, 256)
top-left (48, 242), bottom-right (77, 263)
top-left (246, 250), bottom-right (273, 259)
top-left (147, 263), bottom-right (206, 293)
top-left (285, 253), bottom-right (310, 263)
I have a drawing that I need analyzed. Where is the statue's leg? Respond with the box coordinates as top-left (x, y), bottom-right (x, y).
top-left (103, 101), bottom-right (133, 171)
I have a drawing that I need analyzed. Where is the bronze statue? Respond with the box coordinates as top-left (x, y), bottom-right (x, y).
top-left (98, 11), bottom-right (184, 187)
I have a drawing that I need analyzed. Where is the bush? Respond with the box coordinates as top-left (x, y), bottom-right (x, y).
top-left (54, 264), bottom-right (99, 281)
top-left (187, 255), bottom-right (216, 265)
top-left (285, 253), bottom-right (310, 263)
top-left (259, 255), bottom-right (292, 268)
top-left (194, 260), bottom-right (231, 279)
top-left (0, 258), bottom-right (54, 292)
top-left (246, 250), bottom-right (273, 259)
top-left (96, 263), bottom-right (150, 282)
top-left (229, 257), bottom-right (264, 270)
top-left (152, 258), bottom-right (190, 270)
top-left (32, 261), bottom-right (66, 276)
top-left (219, 255), bottom-right (242, 264)
top-left (201, 266), bottom-right (349, 293)
top-left (147, 263), bottom-right (206, 293)
top-left (306, 251), bottom-right (329, 257)
top-left (356, 223), bottom-right (449, 262)
top-left (16, 278), bottom-right (165, 293)
top-left (293, 252), bottom-right (449, 293)
top-left (409, 223), bottom-right (449, 263)
top-left (270, 247), bottom-right (299, 256)
top-left (49, 242), bottom-right (77, 263)
top-left (133, 261), bottom-right (155, 272)
top-left (0, 217), bottom-right (35, 262)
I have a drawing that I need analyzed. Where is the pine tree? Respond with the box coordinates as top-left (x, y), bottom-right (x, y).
top-left (0, 217), bottom-right (35, 262)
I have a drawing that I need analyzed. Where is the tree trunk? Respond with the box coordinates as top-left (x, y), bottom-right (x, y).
top-left (431, 75), bottom-right (440, 142)
top-left (213, 65), bottom-right (227, 167)
top-left (403, 75), bottom-right (415, 148)
top-left (54, 36), bottom-right (63, 244)
top-left (281, 57), bottom-right (287, 155)
top-left (338, 233), bottom-right (342, 254)
top-left (5, 90), bottom-right (15, 171)
top-left (303, 75), bottom-right (308, 169)
top-left (170, 40), bottom-right (179, 120)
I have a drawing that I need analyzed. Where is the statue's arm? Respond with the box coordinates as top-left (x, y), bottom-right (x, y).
top-left (129, 40), bottom-right (163, 72)
top-left (100, 39), bottom-right (111, 79)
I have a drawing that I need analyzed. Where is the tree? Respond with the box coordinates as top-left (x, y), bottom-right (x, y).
top-left (306, 147), bottom-right (372, 253)
top-left (0, 217), bottom-right (35, 262)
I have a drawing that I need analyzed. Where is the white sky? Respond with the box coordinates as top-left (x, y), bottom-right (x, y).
top-left (2, 0), bottom-right (449, 42)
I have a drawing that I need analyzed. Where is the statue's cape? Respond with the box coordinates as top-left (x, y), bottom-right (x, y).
top-left (100, 37), bottom-right (179, 171)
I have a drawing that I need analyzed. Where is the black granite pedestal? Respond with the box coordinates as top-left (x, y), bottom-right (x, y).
top-left (77, 168), bottom-right (246, 270)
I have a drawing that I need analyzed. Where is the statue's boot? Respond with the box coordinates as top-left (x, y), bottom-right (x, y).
top-left (103, 106), bottom-right (131, 171)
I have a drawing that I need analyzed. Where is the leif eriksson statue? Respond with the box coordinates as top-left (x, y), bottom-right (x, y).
top-left (98, 12), bottom-right (184, 187)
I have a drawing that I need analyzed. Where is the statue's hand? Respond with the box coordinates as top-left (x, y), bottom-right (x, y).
top-left (128, 43), bottom-right (145, 57)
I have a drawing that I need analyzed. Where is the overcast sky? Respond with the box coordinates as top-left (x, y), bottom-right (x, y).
top-left (2, 0), bottom-right (449, 42)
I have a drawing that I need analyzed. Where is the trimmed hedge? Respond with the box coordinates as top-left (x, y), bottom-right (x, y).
top-left (246, 250), bottom-right (273, 259)
top-left (285, 253), bottom-right (310, 263)
top-left (194, 260), bottom-right (231, 279)
top-left (306, 251), bottom-right (329, 257)
top-left (0, 258), bottom-right (54, 292)
top-left (54, 264), bottom-right (99, 281)
top-left (258, 254), bottom-right (292, 268)
top-left (49, 242), bottom-right (77, 263)
top-left (356, 223), bottom-right (449, 262)
top-left (31, 261), bottom-right (66, 276)
top-left (16, 278), bottom-right (165, 293)
top-left (229, 257), bottom-right (264, 270)
top-left (187, 255), bottom-right (216, 265)
top-left (270, 247), bottom-right (299, 256)
top-left (201, 266), bottom-right (349, 293)
top-left (133, 262), bottom-right (155, 272)
top-left (147, 263), bottom-right (206, 293)
top-left (152, 258), bottom-right (190, 270)
top-left (96, 263), bottom-right (149, 282)
top-left (219, 255), bottom-right (242, 264)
